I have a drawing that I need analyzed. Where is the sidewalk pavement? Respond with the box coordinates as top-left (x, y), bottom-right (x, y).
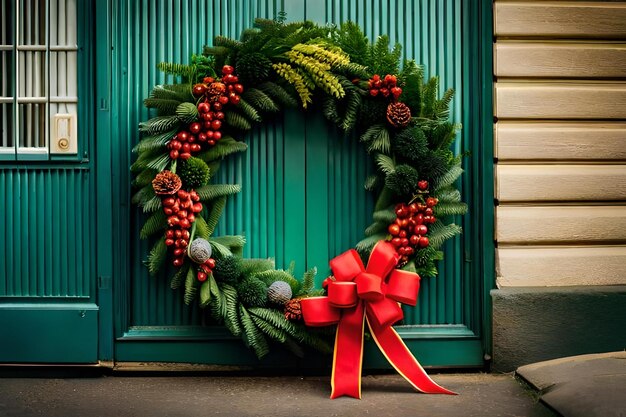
top-left (1, 351), bottom-right (624, 417)
top-left (0, 372), bottom-right (553, 417)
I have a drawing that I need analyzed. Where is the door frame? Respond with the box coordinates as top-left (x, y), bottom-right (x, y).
top-left (94, 0), bottom-right (495, 368)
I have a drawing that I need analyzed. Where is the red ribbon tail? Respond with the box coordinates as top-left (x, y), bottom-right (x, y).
top-left (366, 315), bottom-right (457, 395)
top-left (330, 302), bottom-right (365, 399)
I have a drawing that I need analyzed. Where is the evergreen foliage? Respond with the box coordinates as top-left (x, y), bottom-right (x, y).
top-left (132, 16), bottom-right (467, 359)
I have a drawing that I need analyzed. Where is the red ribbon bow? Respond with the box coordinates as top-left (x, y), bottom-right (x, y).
top-left (300, 240), bottom-right (456, 399)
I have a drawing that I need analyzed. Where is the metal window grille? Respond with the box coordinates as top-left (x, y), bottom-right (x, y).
top-left (1, 0), bottom-right (78, 157)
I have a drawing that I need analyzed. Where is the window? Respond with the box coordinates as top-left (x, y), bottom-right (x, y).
top-left (1, 0), bottom-right (78, 159)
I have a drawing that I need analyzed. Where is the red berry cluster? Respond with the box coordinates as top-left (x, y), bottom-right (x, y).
top-left (168, 66), bottom-right (244, 161)
top-left (387, 183), bottom-right (439, 262)
top-left (197, 258), bottom-right (216, 282)
top-left (368, 74), bottom-right (402, 100)
top-left (162, 189), bottom-right (203, 267)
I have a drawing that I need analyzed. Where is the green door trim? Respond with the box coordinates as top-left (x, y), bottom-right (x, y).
top-left (95, 0), bottom-right (115, 363)
top-left (96, 0), bottom-right (496, 367)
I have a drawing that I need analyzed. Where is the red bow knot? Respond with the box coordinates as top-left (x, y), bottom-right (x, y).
top-left (300, 240), bottom-right (455, 399)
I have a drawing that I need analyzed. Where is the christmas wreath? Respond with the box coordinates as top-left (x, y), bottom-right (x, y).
top-left (132, 17), bottom-right (466, 367)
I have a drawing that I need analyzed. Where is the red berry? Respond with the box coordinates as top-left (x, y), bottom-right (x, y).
top-left (369, 89), bottom-right (379, 97)
top-left (409, 235), bottom-right (420, 246)
top-left (414, 225), bottom-right (428, 235)
top-left (203, 121), bottom-right (213, 130)
top-left (190, 143), bottom-right (201, 153)
top-left (165, 238), bottom-right (175, 246)
top-left (405, 247), bottom-right (414, 256)
top-left (169, 149), bottom-right (179, 159)
top-left (168, 140), bottom-right (182, 150)
top-left (173, 248), bottom-right (184, 257)
top-left (189, 122), bottom-right (201, 134)
top-left (205, 258), bottom-right (216, 269)
top-left (418, 237), bottom-right (430, 248)
top-left (193, 84), bottom-right (207, 96)
top-left (418, 180), bottom-right (429, 190)
top-left (172, 258), bottom-right (184, 267)
top-left (391, 87), bottom-right (402, 98)
top-left (399, 230), bottom-right (407, 238)
top-left (163, 197), bottom-right (176, 207)
top-left (424, 208), bottom-right (433, 216)
top-left (190, 191), bottom-right (200, 201)
top-left (206, 130), bottom-right (214, 139)
top-left (388, 224), bottom-right (401, 236)
top-left (218, 95), bottom-right (229, 105)
top-left (179, 218), bottom-right (190, 229)
top-left (187, 214), bottom-right (195, 223)
top-left (203, 77), bottom-right (214, 84)
top-left (177, 210), bottom-right (188, 220)
top-left (372, 74), bottom-right (381, 81)
top-left (197, 271), bottom-right (207, 282)
top-left (395, 208), bottom-right (408, 218)
top-left (408, 203), bottom-right (418, 213)
top-left (198, 133), bottom-right (207, 142)
top-left (165, 229), bottom-right (175, 239)
top-left (192, 202), bottom-right (203, 213)
top-left (179, 239), bottom-right (188, 247)
top-left (391, 237), bottom-right (402, 247)
top-left (163, 207), bottom-right (173, 216)
top-left (426, 197), bottom-right (438, 207)
top-left (212, 102), bottom-right (222, 111)
top-left (380, 88), bottom-right (389, 97)
top-left (181, 142), bottom-right (191, 153)
top-left (398, 247), bottom-right (406, 255)
top-left (175, 230), bottom-right (182, 239)
top-left (215, 111), bottom-right (225, 120)
top-left (211, 120), bottom-right (222, 130)
top-left (213, 131), bottom-right (222, 140)
top-left (178, 131), bottom-right (190, 142)
top-left (197, 102), bottom-right (210, 114)
top-left (208, 140), bottom-right (216, 146)
top-left (168, 216), bottom-right (179, 226)
top-left (234, 84), bottom-right (243, 94)
top-left (222, 74), bottom-right (235, 84)
top-left (229, 94), bottom-right (240, 105)
top-left (177, 190), bottom-right (189, 199)
top-left (179, 152), bottom-right (191, 160)
top-left (202, 112), bottom-right (213, 121)
top-left (401, 237), bottom-right (409, 247)
top-left (222, 65), bottom-right (234, 75)
top-left (384, 74), bottom-right (393, 84)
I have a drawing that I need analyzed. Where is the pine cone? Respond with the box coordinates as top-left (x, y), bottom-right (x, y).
top-left (207, 82), bottom-right (226, 98)
top-left (284, 298), bottom-right (303, 321)
top-left (386, 102), bottom-right (412, 128)
top-left (152, 170), bottom-right (182, 195)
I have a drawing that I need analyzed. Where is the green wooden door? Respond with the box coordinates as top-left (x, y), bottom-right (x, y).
top-left (0, 1), bottom-right (98, 363)
top-left (104, 0), bottom-right (492, 367)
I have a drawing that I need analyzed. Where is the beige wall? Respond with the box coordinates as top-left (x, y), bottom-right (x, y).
top-left (493, 1), bottom-right (626, 287)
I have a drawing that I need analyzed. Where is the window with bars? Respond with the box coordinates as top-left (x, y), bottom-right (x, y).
top-left (1, 0), bottom-right (78, 158)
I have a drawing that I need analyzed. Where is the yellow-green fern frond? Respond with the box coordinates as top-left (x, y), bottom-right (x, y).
top-left (285, 51), bottom-right (345, 99)
top-left (293, 43), bottom-right (350, 67)
top-left (272, 63), bottom-right (313, 109)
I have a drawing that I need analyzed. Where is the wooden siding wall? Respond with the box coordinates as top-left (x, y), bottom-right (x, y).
top-left (493, 1), bottom-right (626, 287)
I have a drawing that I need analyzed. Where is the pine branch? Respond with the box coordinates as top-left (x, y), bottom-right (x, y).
top-left (133, 130), bottom-right (176, 154)
top-left (133, 168), bottom-right (158, 188)
top-left (194, 215), bottom-right (210, 240)
top-left (199, 279), bottom-right (211, 307)
top-left (143, 196), bottom-right (162, 213)
top-left (375, 154), bottom-right (395, 175)
top-left (146, 238), bottom-right (167, 276)
top-left (139, 115), bottom-right (180, 135)
top-left (237, 98), bottom-right (263, 122)
top-left (361, 124), bottom-right (391, 154)
top-left (140, 210), bottom-right (167, 239)
top-left (205, 197), bottom-right (227, 237)
top-left (198, 137), bottom-right (248, 162)
top-left (254, 270), bottom-right (300, 294)
top-left (176, 102), bottom-right (199, 124)
top-left (209, 240), bottom-right (232, 258)
top-left (299, 267), bottom-right (317, 296)
top-left (239, 304), bottom-right (270, 358)
top-left (434, 164), bottom-right (464, 191)
top-left (433, 202), bottom-right (467, 217)
top-left (222, 284), bottom-right (242, 336)
top-left (257, 81), bottom-right (299, 108)
top-left (210, 235), bottom-right (246, 251)
top-left (372, 208), bottom-right (396, 224)
top-left (356, 233), bottom-right (386, 253)
top-left (427, 221), bottom-right (462, 249)
top-left (225, 110), bottom-right (253, 131)
top-left (242, 88), bottom-right (280, 113)
top-left (364, 221), bottom-right (387, 237)
top-left (148, 84), bottom-right (194, 102)
top-left (143, 98), bottom-right (181, 114)
top-left (240, 258), bottom-right (275, 277)
top-left (170, 263), bottom-right (190, 289)
top-left (364, 174), bottom-right (379, 191)
top-left (195, 184), bottom-right (242, 201)
top-left (184, 265), bottom-right (197, 305)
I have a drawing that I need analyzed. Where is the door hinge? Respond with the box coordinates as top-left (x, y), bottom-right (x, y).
top-left (98, 276), bottom-right (112, 290)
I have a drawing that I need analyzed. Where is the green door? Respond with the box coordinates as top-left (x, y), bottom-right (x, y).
top-left (103, 0), bottom-right (493, 367)
top-left (0, 1), bottom-right (98, 363)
